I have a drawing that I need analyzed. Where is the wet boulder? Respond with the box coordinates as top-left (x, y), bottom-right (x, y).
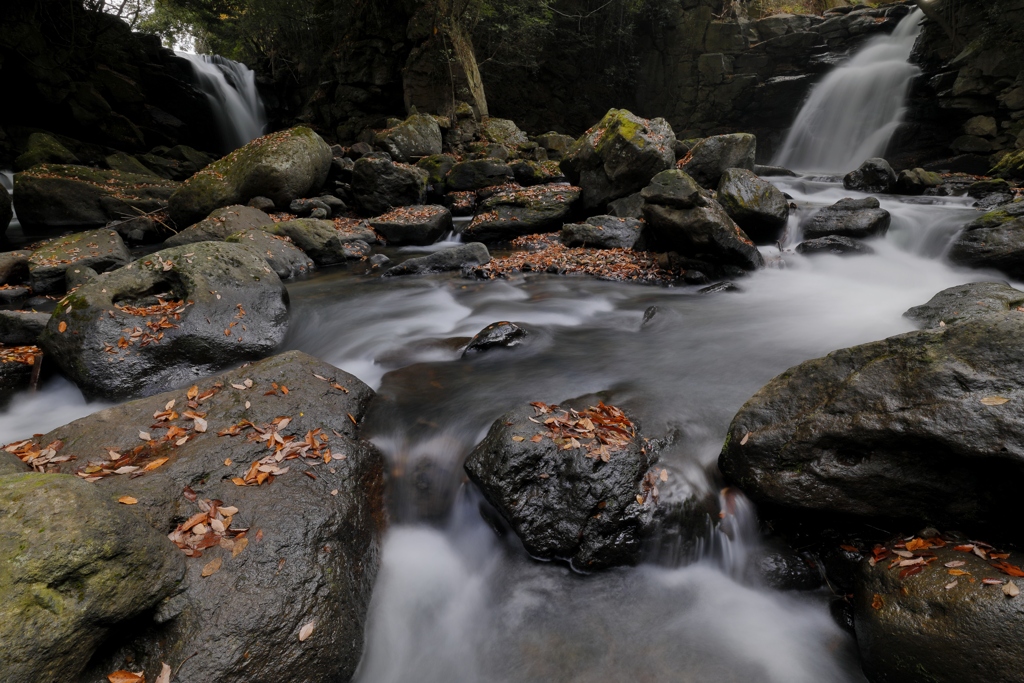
top-left (13, 131), bottom-right (79, 170)
top-left (855, 542), bottom-right (1024, 683)
top-left (225, 229), bottom-right (315, 280)
top-left (168, 127), bottom-right (332, 226)
top-left (0, 251), bottom-right (30, 286)
top-left (948, 209), bottom-right (1024, 279)
top-left (718, 310), bottom-right (1024, 536)
top-left (481, 118), bottom-right (529, 148)
top-left (416, 154), bottom-right (456, 190)
top-left (716, 168), bottom-right (790, 243)
top-left (0, 472), bottom-right (184, 682)
top-left (561, 108), bottom-right (676, 211)
top-left (641, 170), bottom-right (763, 271)
top-left (560, 215), bottom-right (648, 250)
top-left (904, 282), bottom-right (1024, 328)
top-left (383, 243), bottom-right (490, 276)
top-left (462, 321), bottom-right (529, 355)
top-left (445, 159), bottom-right (514, 192)
top-left (28, 229), bottom-right (131, 294)
top-left (462, 184), bottom-right (581, 243)
top-left (801, 197), bottom-right (890, 240)
top-left (374, 114), bottom-right (443, 162)
top-left (264, 218), bottom-right (373, 266)
top-left (842, 157), bottom-right (897, 193)
top-left (0, 185), bottom-right (11, 233)
top-left (26, 351), bottom-right (386, 683)
top-left (795, 235), bottom-right (874, 256)
top-left (370, 205), bottom-right (452, 246)
top-left (164, 204), bottom-right (275, 247)
top-left (41, 241), bottom-right (289, 400)
top-left (510, 160), bottom-right (564, 187)
top-left (894, 168), bottom-right (943, 195)
top-left (351, 155), bottom-right (429, 215)
top-left (0, 310), bottom-right (49, 345)
top-left (0, 452), bottom-right (27, 475)
top-left (607, 191), bottom-right (644, 219)
top-left (465, 398), bottom-right (655, 570)
top-left (14, 165), bottom-right (178, 231)
top-left (679, 133), bottom-right (756, 188)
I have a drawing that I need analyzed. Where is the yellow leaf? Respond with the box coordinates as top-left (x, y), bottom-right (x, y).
top-left (58, 321), bottom-right (68, 333)
top-left (143, 458), bottom-right (168, 472)
top-left (118, 496), bottom-right (138, 505)
top-left (232, 537), bottom-right (249, 558)
top-left (201, 557), bottom-right (222, 577)
top-left (232, 477), bottom-right (247, 486)
top-left (981, 396), bottom-right (1010, 406)
top-left (107, 671), bottom-right (144, 683)
top-left (511, 436), bottom-right (525, 442)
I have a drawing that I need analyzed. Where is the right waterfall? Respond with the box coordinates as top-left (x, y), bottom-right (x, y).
top-left (774, 9), bottom-right (925, 174)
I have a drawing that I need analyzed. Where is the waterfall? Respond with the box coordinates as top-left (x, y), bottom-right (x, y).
top-left (773, 9), bottom-right (924, 174)
top-left (176, 52), bottom-right (267, 153)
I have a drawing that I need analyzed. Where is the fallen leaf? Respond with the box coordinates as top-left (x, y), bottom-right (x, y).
top-left (983, 578), bottom-right (1005, 585)
top-left (232, 537), bottom-right (249, 557)
top-left (155, 663), bottom-right (171, 683)
top-left (143, 458), bottom-right (168, 472)
top-left (991, 560), bottom-right (1024, 577)
top-left (659, 469), bottom-right (668, 482)
top-left (981, 396), bottom-right (1010, 406)
top-left (139, 431), bottom-right (151, 441)
top-left (948, 569), bottom-right (971, 576)
top-left (331, 489), bottom-right (338, 496)
top-left (944, 561), bottom-right (966, 568)
top-left (739, 431), bottom-right (749, 445)
top-left (281, 386), bottom-right (289, 395)
top-left (347, 413), bottom-right (357, 425)
top-left (193, 417), bottom-right (208, 433)
top-left (245, 401), bottom-right (250, 409)
top-left (107, 671), bottom-right (144, 683)
top-left (201, 557), bottom-right (223, 577)
top-left (511, 435), bottom-right (525, 442)
top-left (118, 496), bottom-right (138, 505)
top-left (899, 565), bottom-right (924, 579)
top-left (299, 621), bottom-right (315, 641)
top-left (871, 593), bottom-right (883, 609)
top-left (1005, 581), bottom-right (1020, 597)
top-left (58, 321), bottom-right (68, 333)
top-left (187, 385), bottom-right (199, 400)
top-left (945, 581), bottom-right (958, 590)
top-left (905, 538), bottom-right (931, 551)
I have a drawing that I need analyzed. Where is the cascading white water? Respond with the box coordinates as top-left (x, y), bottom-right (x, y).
top-left (176, 52), bottom-right (267, 153)
top-left (774, 9), bottom-right (924, 173)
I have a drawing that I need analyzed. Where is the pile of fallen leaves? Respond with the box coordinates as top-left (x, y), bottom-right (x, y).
top-left (524, 401), bottom-right (635, 462)
top-left (97, 297), bottom-right (191, 351)
top-left (219, 415), bottom-right (341, 486)
top-left (0, 345), bottom-right (40, 366)
top-left (6, 438), bottom-right (71, 471)
top-left (167, 491), bottom-right (248, 562)
top-left (373, 205), bottom-right (447, 224)
top-left (472, 234), bottom-right (676, 284)
top-left (115, 296), bottom-right (188, 318)
top-left (851, 535), bottom-right (1024, 596)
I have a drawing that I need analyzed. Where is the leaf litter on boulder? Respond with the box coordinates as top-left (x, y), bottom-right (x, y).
top-left (527, 400), bottom-right (635, 462)
top-left (167, 495), bottom-right (247, 559)
top-left (219, 416), bottom-right (334, 486)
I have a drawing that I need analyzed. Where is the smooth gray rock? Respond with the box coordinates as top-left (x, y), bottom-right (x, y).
top-left (375, 114), bottom-right (443, 162)
top-left (462, 185), bottom-right (580, 243)
top-left (225, 228), bottom-right (315, 279)
top-left (28, 229), bottom-right (131, 294)
top-left (352, 156), bottom-right (429, 215)
top-left (795, 235), bottom-right (874, 256)
top-left (801, 197), bottom-right (890, 240)
top-left (384, 243), bottom-right (490, 276)
top-left (680, 133), bottom-right (757, 188)
top-left (904, 282), bottom-right (1024, 328)
top-left (370, 205), bottom-right (452, 246)
top-left (561, 216), bottom-right (647, 250)
top-left (843, 157), bottom-right (897, 193)
top-left (0, 310), bottom-right (49, 345)
top-left (717, 168), bottom-right (789, 243)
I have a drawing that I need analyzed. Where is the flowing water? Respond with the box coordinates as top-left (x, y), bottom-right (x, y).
top-left (774, 9), bottom-right (925, 173)
top-left (176, 52), bottom-right (268, 153)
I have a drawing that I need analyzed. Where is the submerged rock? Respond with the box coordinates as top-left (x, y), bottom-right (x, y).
top-left (383, 243), bottom-right (490, 276)
top-left (168, 127), bottom-right (332, 226)
top-left (680, 133), bottom-right (757, 188)
top-left (801, 197), bottom-right (890, 240)
top-left (370, 205), bottom-right (452, 246)
top-left (165, 204), bottom-right (276, 247)
top-left (14, 165), bottom-right (178, 231)
top-left (560, 215), bottom-right (648, 250)
top-left (462, 321), bottom-right (529, 355)
top-left (41, 241), bottom-right (289, 400)
top-left (29, 351), bottom-right (386, 683)
top-left (904, 282), bottom-right (1024, 328)
top-left (28, 229), bottom-right (131, 294)
top-left (351, 155), bottom-right (429, 215)
top-left (716, 168), bottom-right (789, 244)
top-left (0, 473), bottom-right (184, 682)
top-left (795, 235), bottom-right (874, 256)
top-left (465, 398), bottom-right (655, 570)
top-left (719, 310), bottom-right (1024, 536)
top-left (842, 157), bottom-right (896, 194)
top-left (641, 170), bottom-right (763, 271)
top-left (462, 184), bottom-right (580, 242)
top-left (561, 108), bottom-right (676, 211)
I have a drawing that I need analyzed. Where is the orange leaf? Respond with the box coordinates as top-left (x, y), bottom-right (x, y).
top-left (871, 594), bottom-right (883, 610)
top-left (201, 556), bottom-right (222, 577)
top-left (58, 321), bottom-right (68, 333)
top-left (143, 458), bottom-right (168, 472)
top-left (899, 565), bottom-right (924, 580)
top-left (905, 538), bottom-right (931, 552)
top-left (107, 671), bottom-right (144, 683)
top-left (117, 496), bottom-right (138, 505)
top-left (991, 560), bottom-right (1024, 577)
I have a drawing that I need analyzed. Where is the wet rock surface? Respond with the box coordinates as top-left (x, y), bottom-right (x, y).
top-left (370, 205), bottom-right (452, 246)
top-left (560, 216), bottom-right (647, 250)
top-left (41, 241), bottom-right (289, 400)
top-left (795, 235), bottom-right (875, 256)
top-left (904, 282), bottom-right (1024, 329)
top-left (0, 310), bottom-right (49, 345)
top-left (948, 201), bottom-right (1024, 278)
top-left (680, 133), bottom-right (756, 188)
top-left (263, 218), bottom-right (372, 266)
top-left (801, 197), bottom-right (891, 240)
top-left (716, 168), bottom-right (789, 243)
top-left (28, 229), bottom-right (131, 294)
top-left (462, 184), bottom-right (580, 243)
top-left (384, 243), bottom-right (490, 276)
top-left (0, 473), bottom-right (184, 682)
top-left (165, 204), bottom-right (275, 247)
top-left (351, 155), bottom-right (429, 215)
top-left (462, 321), bottom-right (529, 355)
top-left (225, 228), bottom-right (315, 280)
top-left (842, 157), bottom-right (896, 194)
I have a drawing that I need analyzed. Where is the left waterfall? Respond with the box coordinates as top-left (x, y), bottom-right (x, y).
top-left (177, 52), bottom-right (267, 153)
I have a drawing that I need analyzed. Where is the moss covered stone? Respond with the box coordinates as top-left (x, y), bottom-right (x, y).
top-left (13, 132), bottom-right (79, 171)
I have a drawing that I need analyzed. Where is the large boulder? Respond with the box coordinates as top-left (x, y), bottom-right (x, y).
top-left (801, 197), bottom-right (891, 240)
top-left (370, 205), bottom-right (452, 246)
top-left (855, 540), bottom-right (1024, 683)
top-left (905, 282), bottom-right (1024, 328)
top-left (716, 168), bottom-right (790, 244)
top-left (464, 398), bottom-right (655, 570)
top-left (842, 157), bottom-right (897, 193)
top-left (374, 113), bottom-right (443, 162)
top-left (461, 184), bottom-right (581, 243)
top-left (561, 108), bottom-right (676, 211)
top-left (0, 185), bottom-right (12, 233)
top-left (263, 218), bottom-right (374, 266)
top-left (641, 170), bottom-right (763, 271)
top-left (22, 351), bottom-right (386, 683)
top-left (560, 215), bottom-right (648, 250)
top-left (28, 229), bottom-right (131, 294)
top-left (0, 472), bottom-right (184, 682)
top-left (13, 165), bottom-right (178, 231)
top-left (948, 203), bottom-right (1024, 279)
top-left (41, 242), bottom-right (289, 400)
top-left (679, 133), bottom-right (756, 188)
top-left (168, 127), bottom-right (332, 226)
top-left (351, 155), bottom-right (429, 215)
top-left (719, 310), bottom-right (1024, 537)
top-left (894, 168), bottom-right (943, 195)
top-left (445, 159), bottom-right (514, 192)
top-left (13, 131), bottom-right (79, 170)
top-left (165, 204), bottom-right (275, 247)
top-left (0, 250), bottom-right (29, 286)
top-left (225, 229), bottom-right (315, 280)
top-left (0, 311), bottom-right (49, 345)
top-left (481, 118), bottom-right (529, 147)
top-left (383, 243), bottom-right (490, 276)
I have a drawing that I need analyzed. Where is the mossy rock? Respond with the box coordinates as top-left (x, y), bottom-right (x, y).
top-left (28, 229), bottom-right (131, 294)
top-left (168, 127), bottom-right (332, 226)
top-left (416, 154), bottom-right (457, 186)
top-left (374, 114), bottom-right (443, 162)
top-left (991, 149), bottom-right (1024, 179)
top-left (13, 132), bottom-right (79, 171)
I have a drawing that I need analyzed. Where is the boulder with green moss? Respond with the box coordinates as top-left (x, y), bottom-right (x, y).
top-left (417, 154), bottom-right (457, 189)
top-left (716, 168), bottom-right (789, 244)
top-left (561, 108), bottom-right (676, 211)
top-left (462, 184), bottom-right (581, 242)
top-left (40, 241), bottom-right (289, 400)
top-left (165, 204), bottom-right (276, 247)
top-left (481, 118), bottom-right (529, 148)
top-left (445, 159), bottom-right (514, 192)
top-left (0, 472), bottom-right (184, 682)
top-left (13, 165), bottom-right (178, 231)
top-left (225, 228), bottom-right (315, 279)
top-left (375, 114), bottom-right (443, 162)
top-left (28, 229), bottom-right (131, 294)
top-left (351, 155), bottom-right (429, 215)
top-left (511, 160), bottom-right (564, 187)
top-left (680, 133), bottom-right (756, 188)
top-left (263, 218), bottom-right (373, 265)
top-left (991, 149), bottom-right (1024, 180)
top-left (894, 168), bottom-right (943, 195)
top-left (13, 132), bottom-right (79, 171)
top-left (168, 127), bottom-right (332, 226)
top-left (948, 199), bottom-right (1024, 278)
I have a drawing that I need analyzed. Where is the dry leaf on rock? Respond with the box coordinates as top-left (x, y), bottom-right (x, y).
top-left (107, 671), bottom-right (144, 683)
top-left (155, 663), bottom-right (171, 683)
top-left (299, 621), bottom-right (315, 641)
top-left (981, 396), bottom-right (1010, 406)
top-left (201, 557), bottom-right (222, 577)
top-left (117, 496), bottom-right (138, 505)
